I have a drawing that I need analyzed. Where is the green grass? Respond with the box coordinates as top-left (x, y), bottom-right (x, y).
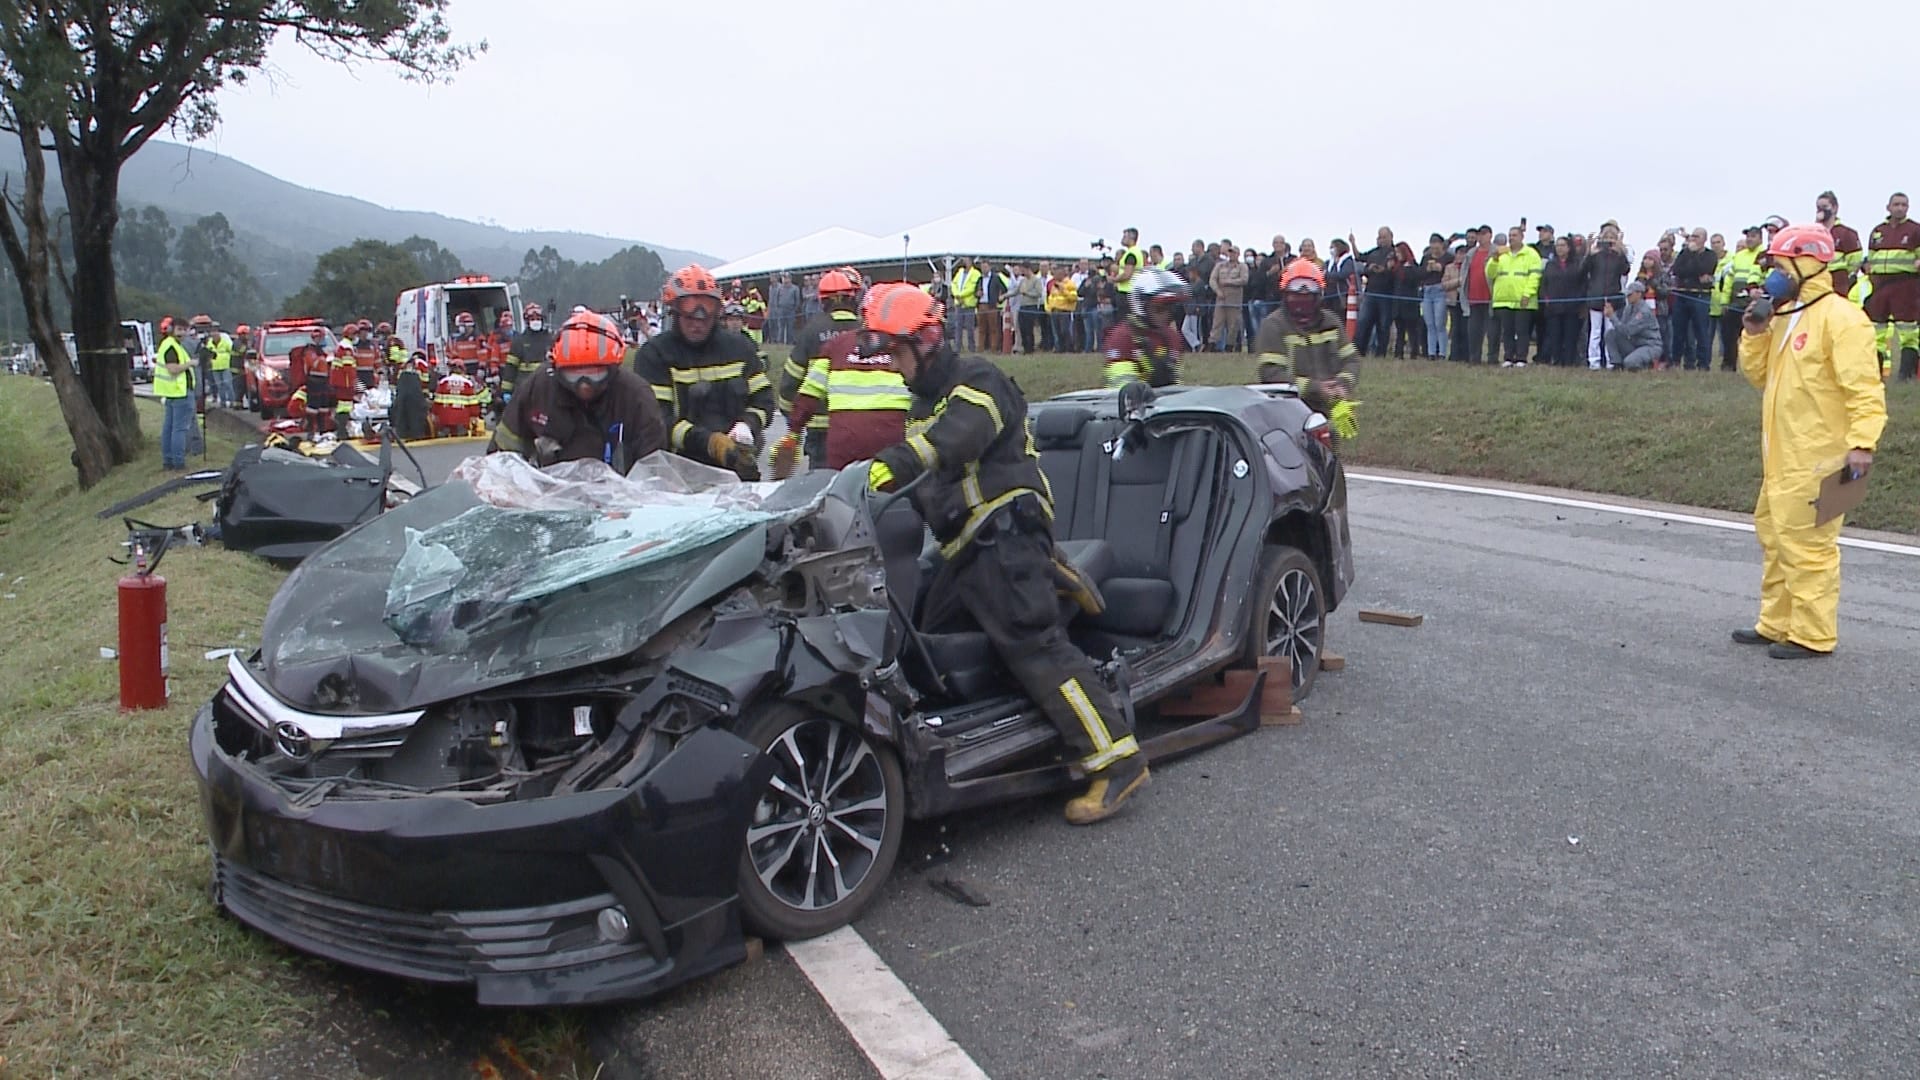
top-left (0, 379), bottom-right (596, 1078)
top-left (768, 344), bottom-right (1918, 534)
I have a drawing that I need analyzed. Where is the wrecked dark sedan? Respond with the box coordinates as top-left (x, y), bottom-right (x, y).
top-left (193, 383), bottom-right (1353, 1006)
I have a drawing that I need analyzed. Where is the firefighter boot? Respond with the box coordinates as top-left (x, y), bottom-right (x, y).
top-left (1065, 752), bottom-right (1150, 826)
top-left (1731, 628), bottom-right (1777, 646)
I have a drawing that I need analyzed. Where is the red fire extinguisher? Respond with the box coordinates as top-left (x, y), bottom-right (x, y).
top-left (118, 545), bottom-right (169, 710)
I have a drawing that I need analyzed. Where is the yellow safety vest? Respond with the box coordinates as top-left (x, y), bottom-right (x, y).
top-left (210, 333), bottom-right (233, 372)
top-left (153, 338), bottom-right (190, 398)
top-left (1114, 246), bottom-right (1147, 293)
top-left (949, 267), bottom-right (981, 308)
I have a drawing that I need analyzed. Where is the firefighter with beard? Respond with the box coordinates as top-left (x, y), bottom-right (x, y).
top-left (862, 284), bottom-right (1150, 826)
top-left (780, 269), bottom-right (863, 469)
top-left (632, 264), bottom-right (770, 480)
top-left (1102, 266), bottom-right (1187, 388)
top-left (490, 311), bottom-right (667, 469)
top-left (502, 302), bottom-right (555, 405)
top-left (1254, 259), bottom-right (1360, 448)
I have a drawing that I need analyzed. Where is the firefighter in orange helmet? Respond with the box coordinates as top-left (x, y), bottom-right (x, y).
top-left (779, 269), bottom-right (863, 469)
top-left (863, 284), bottom-right (1149, 826)
top-left (490, 311), bottom-right (666, 470)
top-left (632, 264), bottom-right (770, 480)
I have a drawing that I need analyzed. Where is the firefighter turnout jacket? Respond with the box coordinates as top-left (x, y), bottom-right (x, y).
top-left (632, 327), bottom-right (774, 469)
top-left (789, 330), bottom-right (913, 469)
top-left (1101, 322), bottom-right (1183, 389)
top-left (1254, 306), bottom-right (1361, 438)
top-left (874, 348), bottom-right (1052, 558)
top-left (783, 309), bottom-right (861, 442)
top-left (490, 365), bottom-right (667, 471)
top-left (502, 325), bottom-right (555, 399)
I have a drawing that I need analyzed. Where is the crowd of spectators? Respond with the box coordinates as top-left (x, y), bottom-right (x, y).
top-left (736, 192), bottom-right (1903, 376)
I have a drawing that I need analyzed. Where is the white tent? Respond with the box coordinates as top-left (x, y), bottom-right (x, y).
top-left (712, 205), bottom-right (1101, 282)
top-left (709, 225), bottom-right (880, 280)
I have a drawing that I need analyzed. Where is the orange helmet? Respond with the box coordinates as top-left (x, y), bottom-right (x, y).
top-left (549, 311), bottom-right (628, 369)
top-left (376, 321), bottom-right (392, 334)
top-left (454, 311), bottom-right (476, 328)
top-left (859, 282), bottom-right (945, 358)
top-left (662, 264), bottom-right (721, 305)
top-left (234, 322), bottom-right (250, 337)
top-left (817, 270), bottom-right (857, 298)
top-left (1281, 259), bottom-right (1327, 292)
top-left (1765, 223), bottom-right (1836, 264)
top-left (159, 316), bottom-right (175, 334)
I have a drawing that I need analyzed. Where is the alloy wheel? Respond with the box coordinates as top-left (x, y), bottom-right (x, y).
top-left (1265, 567), bottom-right (1321, 690)
top-left (746, 719), bottom-right (891, 913)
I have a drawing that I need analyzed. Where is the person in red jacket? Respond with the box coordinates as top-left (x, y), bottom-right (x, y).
top-left (787, 326), bottom-right (912, 469)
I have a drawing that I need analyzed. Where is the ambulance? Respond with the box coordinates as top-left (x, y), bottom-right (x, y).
top-left (393, 275), bottom-right (522, 370)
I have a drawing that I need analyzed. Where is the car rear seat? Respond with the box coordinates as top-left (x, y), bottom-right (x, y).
top-left (1073, 428), bottom-right (1217, 637)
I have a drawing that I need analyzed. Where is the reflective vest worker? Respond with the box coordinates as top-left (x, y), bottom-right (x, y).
top-left (153, 322), bottom-right (193, 469)
top-left (449, 311), bottom-right (487, 375)
top-left (1815, 191), bottom-right (1863, 298)
top-left (503, 302), bottom-right (555, 402)
top-left (431, 369), bottom-right (485, 437)
top-left (1734, 223), bottom-right (1885, 658)
top-left (862, 283), bottom-right (1149, 826)
top-left (789, 325), bottom-right (912, 470)
top-left (781, 270), bottom-right (863, 467)
top-left (1113, 227), bottom-right (1147, 296)
top-left (1102, 267), bottom-right (1187, 388)
top-left (1255, 259), bottom-right (1361, 446)
top-left (742, 289), bottom-right (767, 344)
top-left (633, 264), bottom-right (770, 480)
top-left (1864, 192), bottom-right (1920, 380)
top-left (949, 262), bottom-right (981, 310)
top-left (328, 344), bottom-right (358, 417)
top-left (491, 311), bottom-right (667, 470)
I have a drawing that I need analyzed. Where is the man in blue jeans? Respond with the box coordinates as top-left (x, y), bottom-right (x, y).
top-left (153, 317), bottom-right (194, 469)
top-left (1668, 227), bottom-right (1717, 370)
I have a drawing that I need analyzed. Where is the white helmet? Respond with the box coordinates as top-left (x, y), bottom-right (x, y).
top-left (1128, 266), bottom-right (1190, 321)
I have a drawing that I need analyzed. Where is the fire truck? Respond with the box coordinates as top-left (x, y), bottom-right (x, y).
top-left (393, 275), bottom-right (522, 374)
top-left (244, 318), bottom-right (337, 418)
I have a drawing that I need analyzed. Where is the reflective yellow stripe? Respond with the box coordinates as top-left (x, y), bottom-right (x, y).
top-left (670, 362), bottom-right (746, 383)
top-left (937, 488), bottom-right (1052, 558)
top-left (652, 383), bottom-right (675, 404)
top-left (670, 418), bottom-right (694, 450)
top-left (1104, 360), bottom-right (1145, 388)
top-left (907, 432), bottom-right (937, 469)
top-left (747, 372), bottom-right (771, 392)
top-left (961, 463), bottom-right (984, 510)
top-left (948, 385), bottom-right (1002, 434)
top-left (1082, 734), bottom-right (1140, 772)
top-left (747, 407), bottom-right (769, 427)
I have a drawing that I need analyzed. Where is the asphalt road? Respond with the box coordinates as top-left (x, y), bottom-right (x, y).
top-left (226, 464), bottom-right (1920, 1079)
top-left (828, 478), bottom-right (1920, 1080)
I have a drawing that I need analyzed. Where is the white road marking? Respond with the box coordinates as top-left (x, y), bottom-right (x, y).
top-left (1345, 471), bottom-right (1920, 558)
top-left (786, 926), bottom-right (991, 1080)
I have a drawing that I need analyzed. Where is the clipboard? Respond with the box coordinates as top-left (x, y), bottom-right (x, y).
top-left (1812, 462), bottom-right (1869, 525)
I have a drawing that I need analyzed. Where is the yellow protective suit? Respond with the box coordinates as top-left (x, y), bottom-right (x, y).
top-left (1737, 264), bottom-right (1887, 652)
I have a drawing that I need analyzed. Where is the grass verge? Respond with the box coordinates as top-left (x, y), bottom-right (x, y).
top-left (760, 344), bottom-right (1916, 534)
top-left (0, 378), bottom-right (596, 1078)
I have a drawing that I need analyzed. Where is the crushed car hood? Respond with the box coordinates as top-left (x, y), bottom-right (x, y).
top-left (255, 454), bottom-right (782, 714)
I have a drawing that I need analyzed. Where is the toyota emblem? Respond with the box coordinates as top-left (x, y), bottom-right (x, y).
top-left (273, 721), bottom-right (313, 761)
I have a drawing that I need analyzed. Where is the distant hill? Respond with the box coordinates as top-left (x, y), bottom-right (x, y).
top-left (0, 139), bottom-right (715, 302)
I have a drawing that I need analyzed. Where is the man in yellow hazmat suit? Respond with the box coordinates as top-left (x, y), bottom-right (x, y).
top-left (1734, 223), bottom-right (1887, 659)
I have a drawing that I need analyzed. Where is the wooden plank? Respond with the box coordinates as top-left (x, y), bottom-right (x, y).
top-left (1157, 670), bottom-right (1258, 717)
top-left (1262, 705), bottom-right (1303, 727)
top-left (1357, 608), bottom-right (1424, 627)
top-left (1319, 652), bottom-right (1346, 672)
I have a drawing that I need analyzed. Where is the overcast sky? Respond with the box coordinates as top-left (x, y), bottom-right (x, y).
top-left (203, 0), bottom-right (1914, 265)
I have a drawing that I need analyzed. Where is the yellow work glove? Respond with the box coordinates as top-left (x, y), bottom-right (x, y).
top-left (868, 460), bottom-right (896, 492)
top-left (1328, 399), bottom-right (1358, 440)
top-left (770, 432), bottom-right (802, 480)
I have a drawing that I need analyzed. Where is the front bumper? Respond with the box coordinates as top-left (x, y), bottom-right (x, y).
top-left (191, 703), bottom-right (770, 1006)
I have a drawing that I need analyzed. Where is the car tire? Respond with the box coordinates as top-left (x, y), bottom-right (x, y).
top-left (1242, 545), bottom-right (1325, 702)
top-left (736, 704), bottom-right (904, 941)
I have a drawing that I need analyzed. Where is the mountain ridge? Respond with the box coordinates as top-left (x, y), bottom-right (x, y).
top-left (0, 139), bottom-right (716, 299)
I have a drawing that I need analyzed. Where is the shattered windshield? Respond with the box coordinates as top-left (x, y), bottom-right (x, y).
top-left (258, 454), bottom-right (785, 713)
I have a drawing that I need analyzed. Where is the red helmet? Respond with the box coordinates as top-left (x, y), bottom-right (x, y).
top-left (1765, 224), bottom-right (1836, 264)
top-left (817, 270), bottom-right (858, 298)
top-left (662, 264), bottom-right (721, 305)
top-left (454, 311), bottom-right (476, 328)
top-left (234, 323), bottom-right (251, 337)
top-left (523, 302), bottom-right (544, 320)
top-left (1281, 260), bottom-right (1327, 292)
top-left (859, 282), bottom-right (945, 357)
top-left (375, 321), bottom-right (392, 334)
top-left (550, 311), bottom-right (628, 369)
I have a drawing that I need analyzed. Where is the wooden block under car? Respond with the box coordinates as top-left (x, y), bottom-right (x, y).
top-left (1158, 657), bottom-right (1293, 721)
top-left (1319, 652), bottom-right (1346, 672)
top-left (1357, 608), bottom-right (1424, 627)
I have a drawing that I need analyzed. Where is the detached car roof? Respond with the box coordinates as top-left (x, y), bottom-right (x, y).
top-left (1036, 383), bottom-right (1304, 424)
